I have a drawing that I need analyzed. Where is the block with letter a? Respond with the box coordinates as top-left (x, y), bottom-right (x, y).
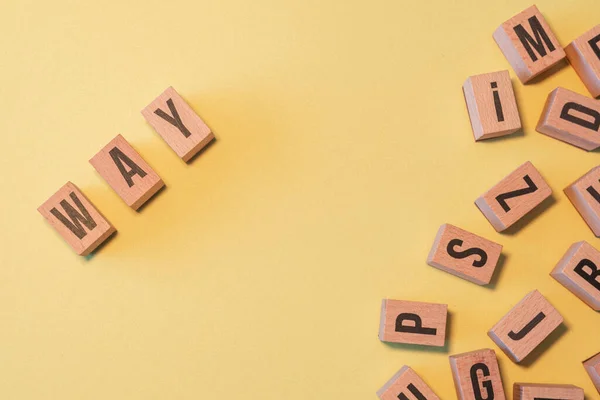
top-left (493, 5), bottom-right (565, 83)
top-left (38, 182), bottom-right (116, 255)
top-left (564, 166), bottom-right (600, 236)
top-left (449, 348), bottom-right (506, 400)
top-left (379, 299), bottom-right (447, 347)
top-left (377, 366), bottom-right (440, 400)
top-left (488, 290), bottom-right (563, 363)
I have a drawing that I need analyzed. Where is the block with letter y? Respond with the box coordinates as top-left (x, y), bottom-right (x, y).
top-left (379, 299), bottom-right (447, 347)
top-left (38, 182), bottom-right (116, 255)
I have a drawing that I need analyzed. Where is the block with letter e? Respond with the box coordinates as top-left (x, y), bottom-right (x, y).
top-left (493, 5), bottom-right (565, 83)
top-left (565, 166), bottom-right (600, 236)
top-left (38, 182), bottom-right (116, 255)
top-left (377, 366), bottom-right (440, 400)
top-left (379, 299), bottom-right (447, 347)
top-left (449, 348), bottom-right (506, 400)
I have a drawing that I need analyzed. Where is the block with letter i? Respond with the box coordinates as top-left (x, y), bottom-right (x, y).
top-left (427, 224), bottom-right (503, 285)
top-left (566, 25), bottom-right (600, 98)
top-left (583, 352), bottom-right (600, 394)
top-left (377, 366), bottom-right (440, 400)
top-left (90, 134), bottom-right (165, 210)
top-left (564, 166), bottom-right (600, 236)
top-left (142, 86), bottom-right (215, 162)
top-left (475, 161), bottom-right (552, 232)
top-left (537, 87), bottom-right (600, 151)
top-left (38, 182), bottom-right (116, 255)
top-left (488, 290), bottom-right (563, 363)
top-left (379, 299), bottom-right (447, 347)
top-left (493, 5), bottom-right (565, 83)
top-left (449, 348), bottom-right (506, 400)
top-left (463, 70), bottom-right (521, 141)
top-left (551, 241), bottom-right (600, 310)
top-left (513, 383), bottom-right (584, 400)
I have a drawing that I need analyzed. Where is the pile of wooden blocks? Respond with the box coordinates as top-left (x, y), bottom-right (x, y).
top-left (38, 87), bottom-right (214, 255)
top-left (378, 5), bottom-right (600, 400)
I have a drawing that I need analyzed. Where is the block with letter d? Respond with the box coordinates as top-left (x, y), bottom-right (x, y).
top-left (379, 299), bottom-right (447, 347)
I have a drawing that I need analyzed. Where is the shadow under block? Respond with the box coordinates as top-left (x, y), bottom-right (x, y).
top-left (449, 348), bottom-right (506, 400)
top-left (564, 166), bottom-right (600, 236)
top-left (536, 87), bottom-right (600, 151)
top-left (475, 161), bottom-right (552, 232)
top-left (583, 352), bottom-right (600, 393)
top-left (377, 366), bottom-right (441, 400)
top-left (565, 25), bottom-right (600, 98)
top-left (463, 70), bottom-right (521, 141)
top-left (89, 134), bottom-right (165, 210)
top-left (141, 86), bottom-right (214, 162)
top-left (427, 224), bottom-right (503, 285)
top-left (379, 299), bottom-right (447, 347)
top-left (488, 290), bottom-right (563, 363)
top-left (38, 182), bottom-right (116, 256)
top-left (513, 383), bottom-right (584, 400)
top-left (493, 5), bottom-right (565, 83)
top-left (551, 241), bottom-right (600, 310)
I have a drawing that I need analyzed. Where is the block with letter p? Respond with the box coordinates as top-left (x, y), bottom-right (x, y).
top-left (488, 290), bottom-right (563, 363)
top-left (449, 348), bottom-right (506, 400)
top-left (38, 182), bottom-right (116, 255)
top-left (565, 166), bottom-right (600, 235)
top-left (493, 5), bottom-right (565, 83)
top-left (475, 161), bottom-right (552, 232)
top-left (513, 383), bottom-right (584, 400)
top-left (566, 25), bottom-right (600, 98)
top-left (551, 241), bottom-right (600, 310)
top-left (377, 366), bottom-right (440, 400)
top-left (379, 299), bottom-right (447, 347)
top-left (427, 224), bottom-right (503, 285)
top-left (537, 87), bottom-right (600, 151)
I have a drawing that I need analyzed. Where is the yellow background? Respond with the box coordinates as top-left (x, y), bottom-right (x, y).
top-left (1, 0), bottom-right (600, 398)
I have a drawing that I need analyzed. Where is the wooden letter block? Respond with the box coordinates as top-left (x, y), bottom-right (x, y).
top-left (463, 70), bottom-right (521, 141)
top-left (38, 182), bottom-right (116, 255)
top-left (536, 87), bottom-right (600, 151)
top-left (379, 299), bottom-right (447, 347)
top-left (488, 290), bottom-right (563, 363)
top-left (142, 86), bottom-right (214, 162)
top-left (583, 352), bottom-right (600, 393)
top-left (493, 5), bottom-right (565, 83)
top-left (551, 242), bottom-right (600, 310)
top-left (513, 383), bottom-right (584, 400)
top-left (475, 161), bottom-right (552, 232)
top-left (427, 224), bottom-right (503, 285)
top-left (449, 348), bottom-right (506, 400)
top-left (89, 134), bottom-right (165, 210)
top-left (565, 25), bottom-right (600, 98)
top-left (377, 366), bottom-right (441, 400)
top-left (565, 166), bottom-right (600, 236)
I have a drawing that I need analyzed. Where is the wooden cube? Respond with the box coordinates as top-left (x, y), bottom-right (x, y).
top-left (488, 290), bottom-right (563, 363)
top-left (142, 86), bottom-right (214, 162)
top-left (551, 242), bottom-right (600, 310)
top-left (379, 299), bottom-right (447, 347)
top-left (427, 224), bottom-right (503, 285)
top-left (513, 383), bottom-right (584, 400)
top-left (565, 25), bottom-right (600, 98)
top-left (537, 87), bottom-right (600, 151)
top-left (583, 352), bottom-right (600, 393)
top-left (377, 366), bottom-right (440, 400)
top-left (449, 348), bottom-right (506, 400)
top-left (463, 70), bottom-right (522, 141)
top-left (564, 166), bottom-right (600, 236)
top-left (493, 5), bottom-right (565, 83)
top-left (89, 134), bottom-right (165, 210)
top-left (38, 182), bottom-right (116, 256)
top-left (475, 161), bottom-right (552, 232)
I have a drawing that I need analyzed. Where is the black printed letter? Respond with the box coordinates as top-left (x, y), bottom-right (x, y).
top-left (395, 313), bottom-right (437, 336)
top-left (397, 383), bottom-right (427, 400)
top-left (495, 175), bottom-right (538, 212)
top-left (109, 147), bottom-right (147, 188)
top-left (491, 82), bottom-right (505, 122)
top-left (508, 312), bottom-right (545, 340)
top-left (559, 102), bottom-right (600, 131)
top-left (589, 33), bottom-right (600, 61)
top-left (447, 239), bottom-right (488, 268)
top-left (154, 98), bottom-right (192, 138)
top-left (50, 192), bottom-right (97, 239)
top-left (513, 16), bottom-right (556, 62)
top-left (574, 258), bottom-right (600, 291)
top-left (470, 363), bottom-right (494, 400)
